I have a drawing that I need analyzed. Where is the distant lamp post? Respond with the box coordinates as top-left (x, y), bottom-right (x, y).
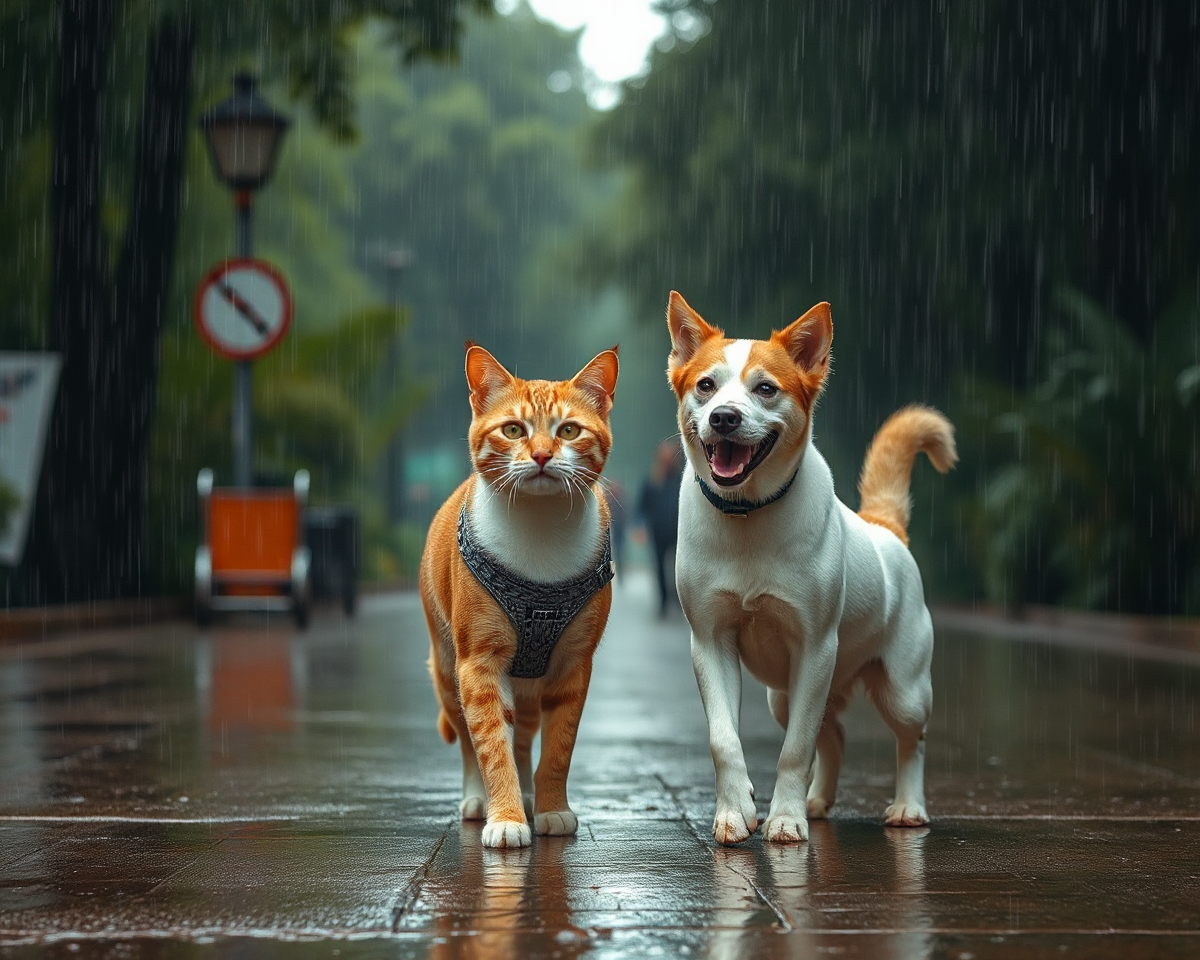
top-left (383, 247), bottom-right (414, 309)
top-left (199, 72), bottom-right (291, 487)
top-left (381, 246), bottom-right (414, 524)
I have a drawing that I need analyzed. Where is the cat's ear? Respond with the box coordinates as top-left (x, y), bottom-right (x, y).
top-left (465, 342), bottom-right (515, 415)
top-left (571, 346), bottom-right (619, 414)
top-left (667, 291), bottom-right (723, 368)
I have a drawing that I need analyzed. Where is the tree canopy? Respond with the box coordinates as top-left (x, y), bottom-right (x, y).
top-left (582, 0), bottom-right (1200, 613)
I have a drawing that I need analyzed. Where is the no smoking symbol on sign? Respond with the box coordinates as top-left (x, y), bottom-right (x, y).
top-left (194, 258), bottom-right (293, 360)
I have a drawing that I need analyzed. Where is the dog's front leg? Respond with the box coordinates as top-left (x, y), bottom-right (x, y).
top-left (691, 629), bottom-right (758, 845)
top-left (764, 633), bottom-right (837, 843)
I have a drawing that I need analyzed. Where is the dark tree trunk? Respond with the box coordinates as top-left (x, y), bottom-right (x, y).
top-left (23, 7), bottom-right (195, 604)
top-left (25, 0), bottom-right (117, 604)
top-left (109, 15), bottom-right (196, 596)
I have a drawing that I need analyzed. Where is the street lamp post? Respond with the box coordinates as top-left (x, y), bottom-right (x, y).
top-left (199, 72), bottom-right (290, 488)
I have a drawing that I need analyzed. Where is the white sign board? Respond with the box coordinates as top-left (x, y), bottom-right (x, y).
top-left (0, 353), bottom-right (60, 565)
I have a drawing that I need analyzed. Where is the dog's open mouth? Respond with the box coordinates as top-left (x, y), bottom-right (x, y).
top-left (703, 433), bottom-right (778, 487)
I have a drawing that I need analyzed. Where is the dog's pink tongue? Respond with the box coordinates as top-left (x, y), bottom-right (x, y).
top-left (712, 440), bottom-right (752, 478)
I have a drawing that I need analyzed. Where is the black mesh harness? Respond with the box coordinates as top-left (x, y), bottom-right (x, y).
top-left (457, 503), bottom-right (614, 679)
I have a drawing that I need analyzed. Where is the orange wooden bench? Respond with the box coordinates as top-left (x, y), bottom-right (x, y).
top-left (194, 468), bottom-right (312, 628)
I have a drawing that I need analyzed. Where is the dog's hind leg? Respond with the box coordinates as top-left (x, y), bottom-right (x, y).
top-left (806, 708), bottom-right (846, 819)
top-left (771, 688), bottom-right (843, 818)
top-left (767, 688), bottom-right (789, 729)
top-left (862, 660), bottom-right (931, 827)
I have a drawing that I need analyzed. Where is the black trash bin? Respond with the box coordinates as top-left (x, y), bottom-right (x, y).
top-left (305, 506), bottom-right (359, 617)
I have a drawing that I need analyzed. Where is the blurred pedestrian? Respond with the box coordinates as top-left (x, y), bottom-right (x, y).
top-left (639, 439), bottom-right (684, 616)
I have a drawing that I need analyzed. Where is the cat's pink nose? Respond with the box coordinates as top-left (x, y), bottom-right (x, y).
top-left (532, 451), bottom-right (553, 469)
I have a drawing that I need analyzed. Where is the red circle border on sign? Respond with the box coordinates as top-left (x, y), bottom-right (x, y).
top-left (193, 257), bottom-right (294, 361)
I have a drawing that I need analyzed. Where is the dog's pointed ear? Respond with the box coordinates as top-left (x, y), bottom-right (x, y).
top-left (465, 342), bottom-right (515, 415)
top-left (774, 302), bottom-right (833, 376)
top-left (571, 346), bottom-right (619, 414)
top-left (667, 291), bottom-right (723, 368)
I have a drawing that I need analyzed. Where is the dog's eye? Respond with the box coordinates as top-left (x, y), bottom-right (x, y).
top-left (557, 422), bottom-right (580, 440)
top-left (502, 422), bottom-right (525, 440)
top-left (696, 377), bottom-right (716, 394)
top-left (755, 382), bottom-right (778, 398)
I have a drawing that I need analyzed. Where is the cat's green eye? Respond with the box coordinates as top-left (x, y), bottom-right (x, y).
top-left (502, 422), bottom-right (525, 440)
top-left (557, 422), bottom-right (581, 440)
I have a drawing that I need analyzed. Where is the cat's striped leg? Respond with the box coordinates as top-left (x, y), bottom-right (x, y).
top-left (457, 731), bottom-right (487, 821)
top-left (425, 613), bottom-right (486, 822)
top-left (513, 696), bottom-right (540, 819)
top-left (457, 658), bottom-right (530, 849)
top-left (533, 661), bottom-right (592, 836)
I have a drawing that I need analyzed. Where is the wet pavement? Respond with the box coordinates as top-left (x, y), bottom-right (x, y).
top-left (1, 572), bottom-right (1198, 957)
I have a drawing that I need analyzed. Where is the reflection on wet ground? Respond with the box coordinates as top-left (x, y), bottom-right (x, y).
top-left (1, 573), bottom-right (1198, 957)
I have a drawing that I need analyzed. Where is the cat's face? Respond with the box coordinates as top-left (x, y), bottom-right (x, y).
top-left (464, 343), bottom-right (618, 498)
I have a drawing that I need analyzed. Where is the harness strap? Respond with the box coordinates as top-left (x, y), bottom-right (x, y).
top-left (457, 503), bottom-right (614, 678)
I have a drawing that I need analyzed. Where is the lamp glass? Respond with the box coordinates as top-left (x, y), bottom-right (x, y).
top-left (206, 120), bottom-right (282, 191)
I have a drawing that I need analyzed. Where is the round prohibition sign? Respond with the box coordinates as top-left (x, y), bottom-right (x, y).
top-left (194, 258), bottom-right (293, 361)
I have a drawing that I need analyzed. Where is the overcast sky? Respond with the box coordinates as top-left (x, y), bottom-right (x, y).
top-left (496, 0), bottom-right (676, 109)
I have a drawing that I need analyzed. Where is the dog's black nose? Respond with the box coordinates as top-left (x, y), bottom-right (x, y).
top-left (709, 407), bottom-right (741, 435)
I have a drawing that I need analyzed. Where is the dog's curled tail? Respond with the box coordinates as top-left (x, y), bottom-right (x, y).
top-left (437, 707), bottom-right (457, 744)
top-left (857, 404), bottom-right (957, 545)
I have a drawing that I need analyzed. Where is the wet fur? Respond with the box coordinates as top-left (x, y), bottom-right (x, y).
top-left (666, 291), bottom-right (957, 845)
top-left (420, 343), bottom-right (618, 849)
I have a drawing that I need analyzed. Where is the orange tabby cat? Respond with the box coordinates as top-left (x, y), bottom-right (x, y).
top-left (420, 341), bottom-right (619, 849)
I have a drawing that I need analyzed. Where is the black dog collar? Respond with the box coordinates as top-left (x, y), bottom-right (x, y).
top-left (457, 503), bottom-right (614, 678)
top-left (695, 469), bottom-right (799, 518)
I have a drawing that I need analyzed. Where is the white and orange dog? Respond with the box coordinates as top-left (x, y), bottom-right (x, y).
top-left (666, 291), bottom-right (957, 845)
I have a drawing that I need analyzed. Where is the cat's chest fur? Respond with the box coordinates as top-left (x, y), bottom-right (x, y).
top-left (467, 476), bottom-right (604, 583)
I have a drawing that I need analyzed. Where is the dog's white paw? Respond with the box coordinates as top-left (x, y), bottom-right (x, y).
top-left (806, 797), bottom-right (832, 819)
top-left (884, 802), bottom-right (930, 827)
top-left (711, 779), bottom-right (757, 846)
top-left (460, 795), bottom-right (487, 821)
top-left (481, 819), bottom-right (532, 849)
top-left (712, 805), bottom-right (757, 846)
top-left (764, 814), bottom-right (809, 844)
top-left (534, 809), bottom-right (579, 836)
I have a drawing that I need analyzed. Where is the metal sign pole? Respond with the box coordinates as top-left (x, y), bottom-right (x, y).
top-left (233, 192), bottom-right (254, 488)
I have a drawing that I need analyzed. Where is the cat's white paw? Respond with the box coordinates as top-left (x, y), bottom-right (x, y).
top-left (806, 797), bottom-right (832, 819)
top-left (481, 819), bottom-right (531, 849)
top-left (460, 795), bottom-right (487, 821)
top-left (884, 801), bottom-right (929, 827)
top-left (764, 813), bottom-right (809, 844)
top-left (534, 810), bottom-right (578, 836)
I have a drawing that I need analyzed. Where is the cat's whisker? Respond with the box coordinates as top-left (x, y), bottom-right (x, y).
top-left (575, 466), bottom-right (616, 504)
top-left (562, 469), bottom-right (578, 517)
top-left (568, 474), bottom-right (595, 511)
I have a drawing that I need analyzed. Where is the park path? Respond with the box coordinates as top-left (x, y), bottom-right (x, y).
top-left (1, 571), bottom-right (1198, 957)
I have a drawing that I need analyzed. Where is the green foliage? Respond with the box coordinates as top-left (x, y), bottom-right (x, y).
top-left (967, 289), bottom-right (1200, 614)
top-left (257, 306), bottom-right (429, 488)
top-left (147, 306), bottom-right (428, 590)
top-left (581, 0), bottom-right (1200, 613)
top-left (342, 11), bottom-right (616, 503)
